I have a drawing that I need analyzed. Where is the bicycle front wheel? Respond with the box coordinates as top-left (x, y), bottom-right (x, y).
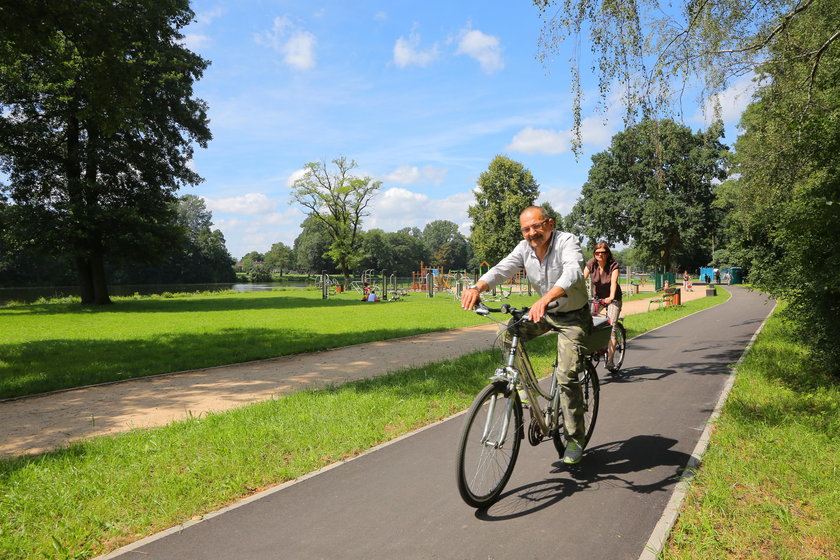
top-left (553, 363), bottom-right (601, 455)
top-left (456, 382), bottom-right (523, 508)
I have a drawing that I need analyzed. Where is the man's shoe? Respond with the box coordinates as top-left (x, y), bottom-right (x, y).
top-left (562, 439), bottom-right (584, 464)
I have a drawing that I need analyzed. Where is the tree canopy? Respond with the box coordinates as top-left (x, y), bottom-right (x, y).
top-left (421, 220), bottom-right (470, 271)
top-left (571, 118), bottom-right (727, 270)
top-left (467, 155), bottom-right (540, 265)
top-left (0, 0), bottom-right (211, 304)
top-left (714, 0), bottom-right (839, 373)
top-left (290, 157), bottom-right (381, 287)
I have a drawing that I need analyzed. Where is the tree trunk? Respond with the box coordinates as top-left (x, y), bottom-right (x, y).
top-left (76, 256), bottom-right (96, 304)
top-left (77, 244), bottom-right (112, 305)
top-left (90, 251), bottom-right (111, 305)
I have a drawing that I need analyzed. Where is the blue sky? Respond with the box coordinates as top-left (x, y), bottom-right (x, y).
top-left (182, 1), bottom-right (756, 259)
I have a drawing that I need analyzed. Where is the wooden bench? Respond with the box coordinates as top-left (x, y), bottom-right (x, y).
top-left (648, 287), bottom-right (677, 311)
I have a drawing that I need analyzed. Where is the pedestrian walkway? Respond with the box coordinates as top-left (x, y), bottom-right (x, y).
top-left (0, 285), bottom-right (708, 457)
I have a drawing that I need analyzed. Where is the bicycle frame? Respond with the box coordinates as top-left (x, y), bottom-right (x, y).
top-left (486, 329), bottom-right (561, 444)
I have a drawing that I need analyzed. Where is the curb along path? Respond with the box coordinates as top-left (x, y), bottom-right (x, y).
top-left (0, 287), bottom-right (708, 457)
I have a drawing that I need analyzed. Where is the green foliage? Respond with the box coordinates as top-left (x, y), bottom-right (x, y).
top-left (0, 0), bottom-right (211, 304)
top-left (570, 118), bottom-right (727, 270)
top-left (718, 1), bottom-right (840, 375)
top-left (246, 264), bottom-right (272, 283)
top-left (290, 157), bottom-right (381, 285)
top-left (264, 242), bottom-right (294, 276)
top-left (293, 215), bottom-right (334, 274)
top-left (358, 228), bottom-right (427, 276)
top-left (237, 251), bottom-right (262, 269)
top-left (421, 220), bottom-right (470, 270)
top-left (467, 155), bottom-right (540, 264)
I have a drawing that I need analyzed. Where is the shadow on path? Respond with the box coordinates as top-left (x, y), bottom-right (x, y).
top-left (476, 434), bottom-right (690, 521)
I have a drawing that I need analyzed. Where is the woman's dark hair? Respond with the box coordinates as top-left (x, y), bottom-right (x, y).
top-left (594, 241), bottom-right (615, 267)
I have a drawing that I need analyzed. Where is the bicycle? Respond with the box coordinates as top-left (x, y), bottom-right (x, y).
top-left (588, 296), bottom-right (627, 374)
top-left (455, 301), bottom-right (611, 508)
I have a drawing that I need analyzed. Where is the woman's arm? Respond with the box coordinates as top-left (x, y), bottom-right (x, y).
top-left (605, 265), bottom-right (619, 304)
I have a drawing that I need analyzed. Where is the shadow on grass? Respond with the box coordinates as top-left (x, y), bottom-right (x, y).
top-left (0, 292), bottom-right (378, 317)
top-left (0, 323), bottom-right (463, 399)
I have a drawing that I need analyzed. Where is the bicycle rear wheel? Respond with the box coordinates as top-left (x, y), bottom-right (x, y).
top-left (456, 382), bottom-right (523, 508)
top-left (553, 363), bottom-right (600, 456)
top-left (611, 322), bottom-right (627, 371)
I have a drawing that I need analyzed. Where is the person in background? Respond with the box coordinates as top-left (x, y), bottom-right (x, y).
top-left (683, 270), bottom-right (693, 291)
top-left (583, 242), bottom-right (623, 371)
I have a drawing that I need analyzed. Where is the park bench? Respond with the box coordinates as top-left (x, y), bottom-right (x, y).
top-left (648, 287), bottom-right (677, 311)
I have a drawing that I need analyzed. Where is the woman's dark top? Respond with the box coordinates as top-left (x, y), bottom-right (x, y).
top-left (586, 259), bottom-right (623, 301)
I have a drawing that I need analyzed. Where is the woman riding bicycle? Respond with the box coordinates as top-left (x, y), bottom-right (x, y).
top-left (583, 241), bottom-right (622, 371)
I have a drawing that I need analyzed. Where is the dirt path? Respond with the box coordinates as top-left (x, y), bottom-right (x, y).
top-left (0, 286), bottom-right (709, 457)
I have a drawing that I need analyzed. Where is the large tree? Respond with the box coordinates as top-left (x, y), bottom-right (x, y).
top-left (0, 0), bottom-right (211, 304)
top-left (421, 220), bottom-right (469, 271)
top-left (264, 242), bottom-right (295, 276)
top-left (290, 157), bottom-right (381, 288)
top-left (716, 0), bottom-right (839, 374)
top-left (468, 155), bottom-right (540, 265)
top-left (570, 118), bottom-right (727, 270)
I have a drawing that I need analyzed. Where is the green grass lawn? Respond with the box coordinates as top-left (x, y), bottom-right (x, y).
top-left (0, 289), bottom-right (505, 399)
top-left (663, 305), bottom-right (839, 559)
top-left (0, 290), bottom-right (731, 559)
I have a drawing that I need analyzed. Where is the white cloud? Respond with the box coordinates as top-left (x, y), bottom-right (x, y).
top-left (393, 32), bottom-right (439, 68)
top-left (695, 74), bottom-right (760, 125)
top-left (383, 164), bottom-right (448, 186)
top-left (286, 168), bottom-right (310, 187)
top-left (255, 16), bottom-right (317, 70)
top-left (507, 117), bottom-right (615, 154)
top-left (374, 11), bottom-right (388, 21)
top-left (507, 127), bottom-right (571, 155)
top-left (384, 164), bottom-right (421, 184)
top-left (539, 186), bottom-right (583, 217)
top-left (213, 206), bottom-right (306, 258)
top-left (203, 193), bottom-right (276, 215)
top-left (421, 165), bottom-right (448, 185)
top-left (455, 28), bottom-right (503, 74)
top-left (366, 187), bottom-right (473, 232)
top-left (182, 34), bottom-right (210, 50)
top-left (195, 7), bottom-right (224, 26)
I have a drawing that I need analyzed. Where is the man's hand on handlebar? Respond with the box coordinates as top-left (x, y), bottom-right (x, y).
top-left (460, 282), bottom-right (485, 311)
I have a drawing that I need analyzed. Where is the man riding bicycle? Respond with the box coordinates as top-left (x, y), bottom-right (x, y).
top-left (460, 206), bottom-right (592, 464)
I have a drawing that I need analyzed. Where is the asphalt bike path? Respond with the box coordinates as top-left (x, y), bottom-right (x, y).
top-left (100, 286), bottom-right (773, 560)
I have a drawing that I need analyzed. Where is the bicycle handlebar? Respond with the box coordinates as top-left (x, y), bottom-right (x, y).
top-left (473, 300), bottom-right (560, 321)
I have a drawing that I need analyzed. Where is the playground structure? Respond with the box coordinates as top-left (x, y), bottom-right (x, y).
top-left (318, 269), bottom-right (408, 301)
top-left (317, 260), bottom-right (537, 302)
top-left (410, 261), bottom-right (531, 300)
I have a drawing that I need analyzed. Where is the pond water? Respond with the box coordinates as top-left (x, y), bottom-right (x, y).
top-left (0, 281), bottom-right (312, 305)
